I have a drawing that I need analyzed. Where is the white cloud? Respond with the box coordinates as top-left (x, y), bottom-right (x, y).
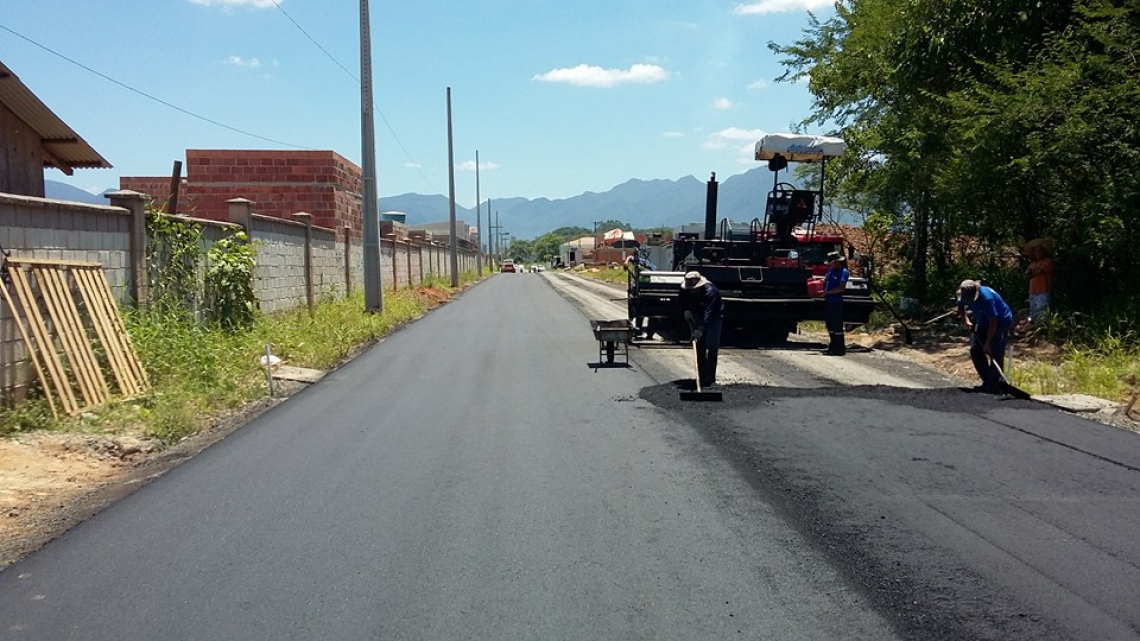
top-left (404, 162), bottom-right (422, 169)
top-left (190, 0), bottom-right (279, 8)
top-left (747, 79), bottom-right (769, 90)
top-left (733, 0), bottom-right (834, 15)
top-left (703, 127), bottom-right (766, 151)
top-left (712, 97), bottom-right (734, 110)
top-left (533, 63), bottom-right (669, 88)
top-left (663, 131), bottom-right (686, 138)
top-left (458, 160), bottom-right (500, 172)
top-left (226, 56), bottom-right (262, 68)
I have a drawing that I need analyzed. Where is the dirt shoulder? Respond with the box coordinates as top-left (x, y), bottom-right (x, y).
top-left (0, 328), bottom-right (1133, 571)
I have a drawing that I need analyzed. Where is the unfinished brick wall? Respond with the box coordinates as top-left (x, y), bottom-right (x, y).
top-left (120, 150), bottom-right (363, 239)
top-left (117, 178), bottom-right (192, 212)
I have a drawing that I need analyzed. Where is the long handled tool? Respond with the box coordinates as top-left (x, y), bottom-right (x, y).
top-left (990, 356), bottom-right (1032, 400)
top-left (871, 289), bottom-right (914, 345)
top-left (680, 340), bottom-right (722, 402)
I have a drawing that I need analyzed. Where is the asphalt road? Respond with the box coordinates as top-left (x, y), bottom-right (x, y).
top-left (1, 272), bottom-right (1139, 640)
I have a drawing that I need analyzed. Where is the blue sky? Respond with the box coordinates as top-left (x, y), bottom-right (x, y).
top-left (2, 0), bottom-right (833, 206)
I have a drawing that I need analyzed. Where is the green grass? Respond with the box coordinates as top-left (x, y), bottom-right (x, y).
top-left (576, 266), bottom-right (632, 286)
top-left (0, 272), bottom-right (482, 442)
top-left (1010, 334), bottom-right (1140, 402)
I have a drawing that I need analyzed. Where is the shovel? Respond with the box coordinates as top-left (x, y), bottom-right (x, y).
top-left (680, 340), bottom-right (722, 402)
top-left (990, 356), bottom-right (1032, 400)
top-left (871, 289), bottom-right (914, 345)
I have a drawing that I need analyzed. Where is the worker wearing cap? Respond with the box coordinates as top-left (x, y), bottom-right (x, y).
top-left (957, 279), bottom-right (1014, 393)
top-left (679, 271), bottom-right (725, 388)
top-left (820, 251), bottom-right (849, 355)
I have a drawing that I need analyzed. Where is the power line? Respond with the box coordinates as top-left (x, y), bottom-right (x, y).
top-left (3, 16), bottom-right (442, 195)
top-left (0, 22), bottom-right (308, 149)
top-left (269, 0), bottom-right (358, 83)
top-left (268, 0), bottom-right (439, 194)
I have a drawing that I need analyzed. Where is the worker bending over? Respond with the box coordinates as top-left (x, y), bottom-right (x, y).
top-left (680, 271), bottom-right (725, 388)
top-left (957, 279), bottom-right (1014, 393)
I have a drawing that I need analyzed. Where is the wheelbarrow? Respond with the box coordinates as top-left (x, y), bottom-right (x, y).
top-left (590, 319), bottom-right (634, 364)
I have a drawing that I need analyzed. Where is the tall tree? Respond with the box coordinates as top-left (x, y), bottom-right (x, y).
top-left (943, 0), bottom-right (1140, 313)
top-left (771, 0), bottom-right (1076, 301)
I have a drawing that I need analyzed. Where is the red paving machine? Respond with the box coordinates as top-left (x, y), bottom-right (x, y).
top-left (628, 133), bottom-right (876, 344)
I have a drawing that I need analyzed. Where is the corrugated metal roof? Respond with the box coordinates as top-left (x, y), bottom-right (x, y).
top-left (0, 60), bottom-right (111, 175)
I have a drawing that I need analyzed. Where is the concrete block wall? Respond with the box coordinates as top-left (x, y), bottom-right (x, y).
top-left (0, 194), bottom-right (132, 296)
top-left (2, 190), bottom-right (476, 403)
top-left (310, 227), bottom-right (342, 300)
top-left (348, 240), bottom-right (364, 295)
top-left (379, 240), bottom-right (397, 291)
top-left (0, 194), bottom-right (132, 399)
top-left (250, 215), bottom-right (312, 314)
top-left (409, 244), bottom-right (425, 286)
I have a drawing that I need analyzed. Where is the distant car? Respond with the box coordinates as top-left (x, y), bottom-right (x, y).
top-left (501, 260), bottom-right (516, 273)
top-left (535, 265), bottom-right (545, 272)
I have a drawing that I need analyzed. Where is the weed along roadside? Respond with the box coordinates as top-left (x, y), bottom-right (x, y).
top-left (0, 269), bottom-right (484, 570)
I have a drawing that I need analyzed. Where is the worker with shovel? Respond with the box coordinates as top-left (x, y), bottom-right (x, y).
top-left (680, 271), bottom-right (725, 389)
top-left (957, 279), bottom-right (1014, 393)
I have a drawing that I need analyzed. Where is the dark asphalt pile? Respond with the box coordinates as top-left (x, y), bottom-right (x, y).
top-left (641, 383), bottom-right (1068, 640)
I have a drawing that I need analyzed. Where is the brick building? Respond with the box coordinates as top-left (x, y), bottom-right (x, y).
top-left (121, 149), bottom-right (363, 239)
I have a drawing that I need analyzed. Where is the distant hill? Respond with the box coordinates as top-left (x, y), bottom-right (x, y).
top-left (44, 181), bottom-right (108, 205)
top-left (49, 167), bottom-right (859, 240)
top-left (384, 167), bottom-right (862, 239)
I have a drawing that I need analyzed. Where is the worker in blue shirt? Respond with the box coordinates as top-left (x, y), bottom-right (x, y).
top-left (957, 279), bottom-right (1015, 393)
top-left (819, 251), bottom-right (849, 355)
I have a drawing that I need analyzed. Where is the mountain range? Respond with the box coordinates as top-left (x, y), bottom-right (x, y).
top-left (379, 166), bottom-right (797, 240)
top-left (46, 165), bottom-right (854, 240)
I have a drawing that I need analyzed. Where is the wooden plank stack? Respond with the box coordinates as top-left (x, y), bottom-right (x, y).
top-left (0, 258), bottom-right (149, 418)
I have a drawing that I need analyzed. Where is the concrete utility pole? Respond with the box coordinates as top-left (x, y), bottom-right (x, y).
top-left (475, 150), bottom-right (482, 276)
top-left (488, 200), bottom-right (496, 268)
top-left (446, 87), bottom-right (459, 288)
top-left (360, 0), bottom-right (384, 311)
top-left (594, 221), bottom-right (601, 265)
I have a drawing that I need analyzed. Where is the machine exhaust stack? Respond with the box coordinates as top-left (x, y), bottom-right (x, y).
top-left (703, 172), bottom-right (718, 241)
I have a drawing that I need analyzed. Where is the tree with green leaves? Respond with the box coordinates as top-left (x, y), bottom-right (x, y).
top-left (770, 0), bottom-right (1140, 334)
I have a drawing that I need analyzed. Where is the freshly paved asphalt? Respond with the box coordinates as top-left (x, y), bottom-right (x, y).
top-left (1, 273), bottom-right (1139, 640)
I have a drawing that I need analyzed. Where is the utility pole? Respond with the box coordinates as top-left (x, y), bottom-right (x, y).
top-left (594, 220), bottom-right (601, 265)
top-left (446, 87), bottom-right (459, 288)
top-left (488, 205), bottom-right (499, 268)
top-left (359, 0), bottom-right (383, 311)
top-left (475, 150), bottom-right (482, 277)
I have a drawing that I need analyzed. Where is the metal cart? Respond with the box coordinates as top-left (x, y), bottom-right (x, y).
top-left (590, 319), bottom-right (633, 365)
